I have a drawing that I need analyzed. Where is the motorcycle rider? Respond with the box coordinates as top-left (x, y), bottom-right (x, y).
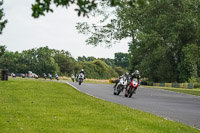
top-left (55, 73), bottom-right (59, 80)
top-left (71, 74), bottom-right (75, 82)
top-left (80, 69), bottom-right (85, 75)
top-left (130, 70), bottom-right (141, 93)
top-left (113, 72), bottom-right (129, 88)
top-left (79, 69), bottom-right (85, 79)
top-left (48, 73), bottom-right (52, 80)
top-left (43, 73), bottom-right (47, 80)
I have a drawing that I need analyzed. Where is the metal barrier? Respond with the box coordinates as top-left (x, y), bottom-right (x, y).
top-left (140, 81), bottom-right (194, 89)
top-left (188, 83), bottom-right (194, 89)
top-left (159, 83), bottom-right (165, 87)
top-left (152, 82), bottom-right (194, 89)
top-left (172, 83), bottom-right (180, 88)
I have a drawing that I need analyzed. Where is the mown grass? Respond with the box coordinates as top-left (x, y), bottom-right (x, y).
top-left (0, 79), bottom-right (199, 133)
top-left (83, 79), bottom-right (112, 84)
top-left (42, 76), bottom-right (112, 84)
top-left (142, 86), bottom-right (200, 96)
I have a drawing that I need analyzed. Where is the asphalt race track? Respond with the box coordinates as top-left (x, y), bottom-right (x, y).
top-left (67, 82), bottom-right (200, 129)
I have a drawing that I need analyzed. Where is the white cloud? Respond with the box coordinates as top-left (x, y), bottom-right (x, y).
top-left (0, 0), bottom-right (129, 59)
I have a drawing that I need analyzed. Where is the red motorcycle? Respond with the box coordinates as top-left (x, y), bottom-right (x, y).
top-left (125, 78), bottom-right (138, 98)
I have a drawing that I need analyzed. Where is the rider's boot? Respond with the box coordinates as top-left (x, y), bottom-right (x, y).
top-left (113, 83), bottom-right (117, 88)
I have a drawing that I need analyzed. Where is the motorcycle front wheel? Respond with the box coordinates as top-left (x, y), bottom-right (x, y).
top-left (125, 90), bottom-right (128, 97)
top-left (117, 86), bottom-right (123, 95)
top-left (129, 88), bottom-right (136, 98)
top-left (113, 88), bottom-right (117, 95)
top-left (79, 79), bottom-right (82, 85)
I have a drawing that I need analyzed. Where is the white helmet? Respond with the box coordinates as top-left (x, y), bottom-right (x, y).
top-left (81, 69), bottom-right (84, 71)
top-left (135, 70), bottom-right (139, 77)
top-left (125, 72), bottom-right (129, 76)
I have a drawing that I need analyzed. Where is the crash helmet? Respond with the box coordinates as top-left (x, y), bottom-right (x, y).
top-left (81, 69), bottom-right (84, 71)
top-left (125, 72), bottom-right (129, 76)
top-left (134, 70), bottom-right (140, 77)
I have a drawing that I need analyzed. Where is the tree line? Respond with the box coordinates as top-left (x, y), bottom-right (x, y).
top-left (0, 46), bottom-right (129, 79)
top-left (1, 0), bottom-right (200, 83)
top-left (76, 0), bottom-right (200, 83)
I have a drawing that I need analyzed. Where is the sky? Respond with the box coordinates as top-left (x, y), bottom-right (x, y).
top-left (0, 0), bottom-right (129, 59)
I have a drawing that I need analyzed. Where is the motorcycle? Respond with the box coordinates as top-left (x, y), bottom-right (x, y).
top-left (44, 73), bottom-right (47, 80)
top-left (114, 76), bottom-right (128, 95)
top-left (71, 75), bottom-right (75, 82)
top-left (55, 75), bottom-right (59, 80)
top-left (125, 78), bottom-right (138, 98)
top-left (78, 73), bottom-right (84, 85)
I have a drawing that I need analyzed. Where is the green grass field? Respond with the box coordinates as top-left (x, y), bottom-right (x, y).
top-left (0, 79), bottom-right (199, 133)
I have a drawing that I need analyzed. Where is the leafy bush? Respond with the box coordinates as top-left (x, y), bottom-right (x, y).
top-left (194, 83), bottom-right (200, 88)
top-left (114, 67), bottom-right (126, 76)
top-left (188, 76), bottom-right (197, 83)
top-left (82, 60), bottom-right (118, 79)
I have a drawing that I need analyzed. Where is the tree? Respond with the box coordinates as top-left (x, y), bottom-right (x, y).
top-left (33, 47), bottom-right (60, 76)
top-left (127, 0), bottom-right (200, 82)
top-left (0, 0), bottom-right (7, 34)
top-left (0, 0), bottom-right (8, 57)
top-left (52, 49), bottom-right (76, 75)
top-left (19, 47), bottom-right (60, 76)
top-left (77, 0), bottom-right (200, 82)
top-left (0, 45), bottom-right (6, 57)
top-left (0, 46), bottom-right (128, 79)
top-left (114, 66), bottom-right (126, 76)
top-left (87, 56), bottom-right (96, 61)
top-left (0, 51), bottom-right (29, 73)
top-left (98, 58), bottom-right (115, 67)
top-left (82, 60), bottom-right (118, 79)
top-left (114, 52), bottom-right (129, 69)
top-left (77, 56), bottom-right (96, 62)
top-left (32, 0), bottom-right (148, 18)
top-left (178, 44), bottom-right (200, 82)
top-left (0, 51), bottom-right (17, 72)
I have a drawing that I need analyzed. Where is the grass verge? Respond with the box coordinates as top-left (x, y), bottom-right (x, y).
top-left (0, 79), bottom-right (199, 133)
top-left (51, 77), bottom-right (112, 84)
top-left (40, 76), bottom-right (112, 84)
top-left (83, 79), bottom-right (112, 84)
top-left (142, 85), bottom-right (200, 96)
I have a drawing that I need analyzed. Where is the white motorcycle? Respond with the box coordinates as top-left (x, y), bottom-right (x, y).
top-left (78, 73), bottom-right (84, 85)
top-left (114, 76), bottom-right (128, 95)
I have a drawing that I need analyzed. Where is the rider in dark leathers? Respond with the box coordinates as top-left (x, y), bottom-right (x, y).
top-left (79, 69), bottom-right (85, 75)
top-left (129, 70), bottom-right (141, 93)
top-left (79, 69), bottom-right (86, 79)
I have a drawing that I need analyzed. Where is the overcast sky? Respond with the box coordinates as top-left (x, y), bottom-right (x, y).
top-left (0, 0), bottom-right (129, 59)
